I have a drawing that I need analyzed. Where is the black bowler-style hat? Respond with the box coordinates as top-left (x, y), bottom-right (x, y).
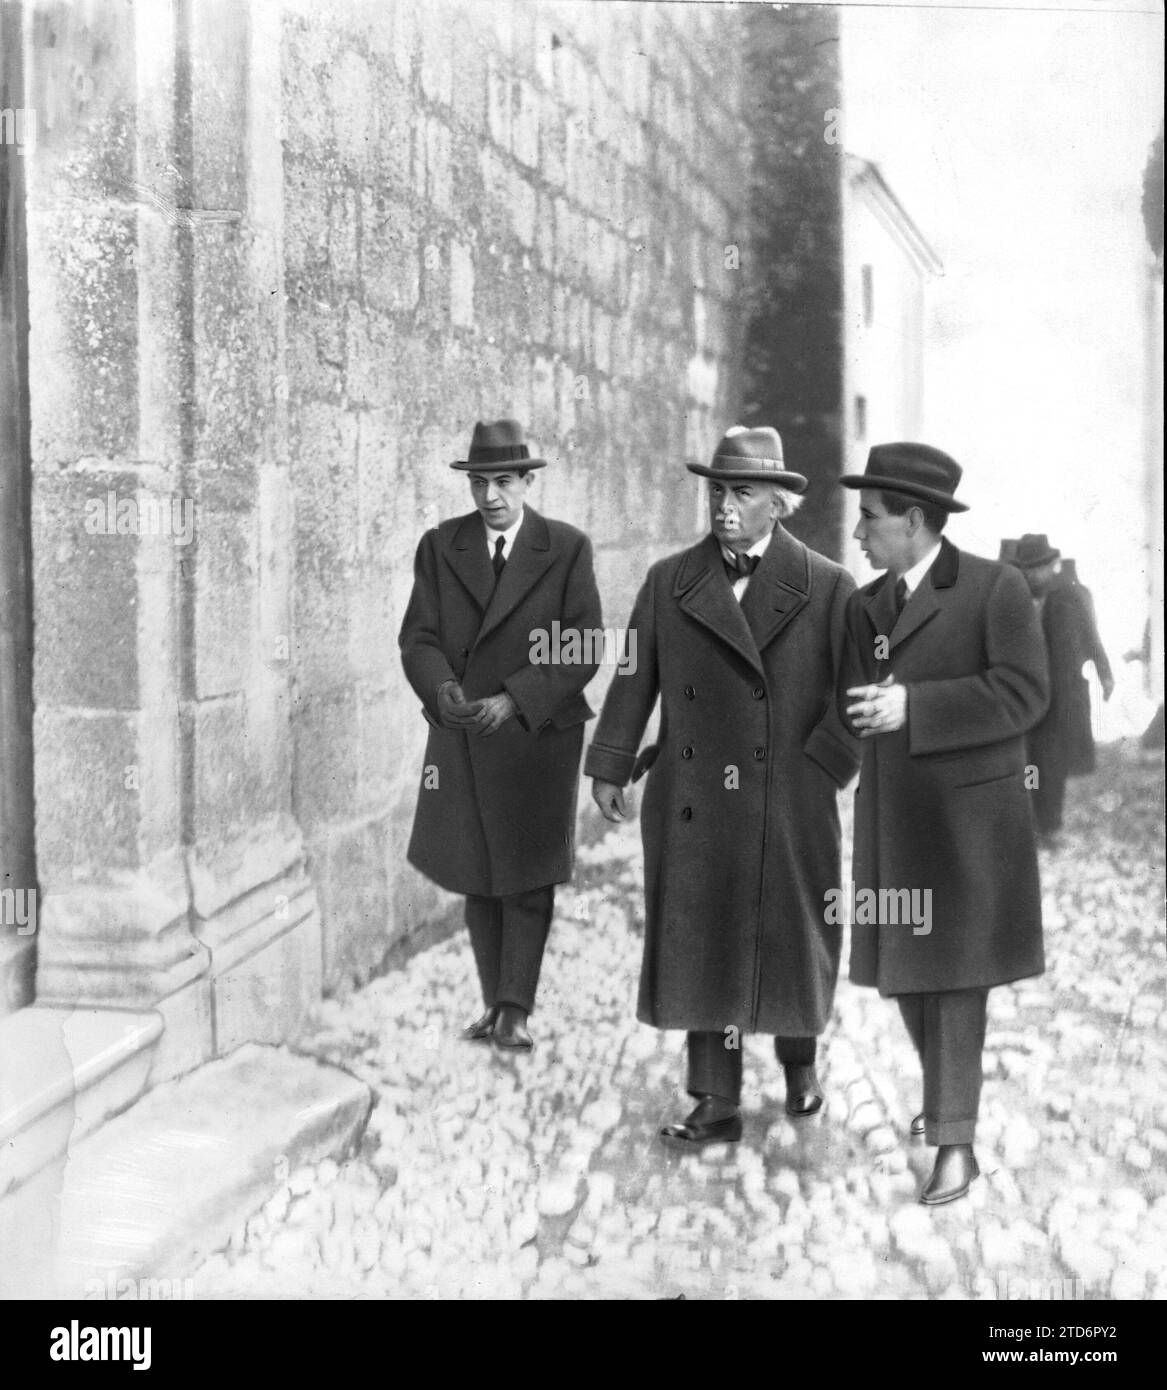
top-left (839, 442), bottom-right (969, 512)
top-left (451, 419), bottom-right (547, 471)
top-left (1014, 533), bottom-right (1061, 568)
top-left (686, 426), bottom-right (808, 492)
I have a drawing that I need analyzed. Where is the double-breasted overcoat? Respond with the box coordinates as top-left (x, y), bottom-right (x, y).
top-left (839, 539), bottom-right (1050, 997)
top-left (585, 524), bottom-right (861, 1036)
top-left (399, 507), bottom-right (602, 898)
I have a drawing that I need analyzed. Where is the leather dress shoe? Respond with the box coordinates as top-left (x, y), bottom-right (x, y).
top-left (920, 1143), bottom-right (979, 1205)
top-left (910, 1113), bottom-right (927, 1137)
top-left (492, 1004), bottom-right (533, 1052)
top-left (660, 1095), bottom-right (743, 1147)
top-left (461, 1006), bottom-right (498, 1042)
top-left (783, 1064), bottom-right (823, 1117)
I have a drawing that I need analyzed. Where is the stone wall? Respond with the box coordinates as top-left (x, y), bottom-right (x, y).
top-left (20, 0), bottom-right (753, 1062)
top-left (278, 0), bottom-right (751, 989)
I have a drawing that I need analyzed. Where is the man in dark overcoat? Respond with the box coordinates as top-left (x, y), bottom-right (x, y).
top-left (1011, 536), bottom-right (1114, 838)
top-left (587, 427), bottom-right (861, 1147)
top-left (839, 444), bottom-right (1050, 1204)
top-left (399, 420), bottom-right (602, 1051)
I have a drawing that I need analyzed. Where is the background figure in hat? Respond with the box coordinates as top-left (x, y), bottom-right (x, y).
top-left (587, 426), bottom-right (861, 1148)
top-left (1011, 535), bottom-right (1115, 841)
top-left (399, 420), bottom-right (602, 1051)
top-left (838, 444), bottom-right (1049, 1205)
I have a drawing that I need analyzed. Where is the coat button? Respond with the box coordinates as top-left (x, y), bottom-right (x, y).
top-left (680, 806), bottom-right (692, 820)
top-left (754, 747), bottom-right (766, 761)
top-left (752, 686), bottom-right (765, 700)
top-left (683, 685), bottom-right (695, 699)
top-left (682, 746), bottom-right (694, 760)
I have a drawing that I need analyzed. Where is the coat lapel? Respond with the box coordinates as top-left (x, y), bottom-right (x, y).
top-left (861, 536), bottom-right (960, 653)
top-left (738, 523), bottom-right (810, 653)
top-left (476, 508), bottom-right (554, 644)
top-left (675, 535), bottom-right (763, 675)
top-left (445, 512), bottom-right (495, 610)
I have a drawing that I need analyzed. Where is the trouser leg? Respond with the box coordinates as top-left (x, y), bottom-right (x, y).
top-left (898, 988), bottom-right (989, 1146)
top-left (464, 895), bottom-right (502, 1008)
top-left (897, 994), bottom-right (927, 1060)
top-left (686, 1030), bottom-right (743, 1105)
top-left (1032, 753), bottom-right (1068, 833)
top-left (494, 885), bottom-right (554, 1014)
top-left (774, 1035), bottom-right (817, 1066)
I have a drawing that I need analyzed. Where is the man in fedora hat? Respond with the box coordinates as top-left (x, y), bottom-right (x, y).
top-left (1010, 535), bottom-right (1114, 839)
top-left (399, 420), bottom-right (602, 1051)
top-left (838, 444), bottom-right (1049, 1204)
top-left (587, 426), bottom-right (861, 1146)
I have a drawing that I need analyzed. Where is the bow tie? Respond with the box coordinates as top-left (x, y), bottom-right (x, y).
top-left (723, 550), bottom-right (761, 580)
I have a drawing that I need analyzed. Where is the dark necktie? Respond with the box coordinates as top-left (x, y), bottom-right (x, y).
top-left (724, 550), bottom-right (761, 582)
top-left (894, 576), bottom-right (908, 616)
top-left (492, 535), bottom-right (506, 582)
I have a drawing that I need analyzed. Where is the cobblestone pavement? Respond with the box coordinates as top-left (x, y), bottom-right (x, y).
top-left (193, 745), bottom-right (1166, 1299)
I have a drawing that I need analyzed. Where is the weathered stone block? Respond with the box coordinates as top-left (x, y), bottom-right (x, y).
top-left (24, 0), bottom-right (138, 203)
top-left (213, 905), bottom-right (322, 1054)
top-left (316, 817), bottom-right (391, 990)
top-left (31, 471), bottom-right (146, 709)
top-left (448, 240), bottom-right (475, 328)
top-left (27, 206), bottom-right (139, 466)
top-left (33, 711), bottom-right (142, 879)
top-left (332, 47), bottom-right (374, 177)
top-left (188, 0), bottom-right (249, 210)
top-left (292, 687), bottom-right (362, 828)
top-left (193, 504), bottom-right (258, 700)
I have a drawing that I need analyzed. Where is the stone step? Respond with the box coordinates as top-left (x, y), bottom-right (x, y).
top-left (47, 1043), bottom-right (371, 1297)
top-left (0, 1004), bottom-right (162, 1200)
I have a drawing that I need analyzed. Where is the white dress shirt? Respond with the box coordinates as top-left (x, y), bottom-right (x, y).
top-left (899, 540), bottom-right (942, 601)
top-left (483, 508), bottom-right (525, 563)
top-left (720, 530), bottom-right (773, 602)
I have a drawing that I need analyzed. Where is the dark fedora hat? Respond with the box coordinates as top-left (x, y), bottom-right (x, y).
top-left (998, 538), bottom-right (1020, 564)
top-left (1014, 533), bottom-right (1061, 568)
top-left (451, 419), bottom-right (547, 471)
top-left (686, 426), bottom-right (808, 492)
top-left (839, 442), bottom-right (969, 512)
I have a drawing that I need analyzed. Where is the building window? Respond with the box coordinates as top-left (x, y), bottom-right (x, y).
top-left (855, 395), bottom-right (867, 439)
top-left (861, 264), bottom-right (875, 326)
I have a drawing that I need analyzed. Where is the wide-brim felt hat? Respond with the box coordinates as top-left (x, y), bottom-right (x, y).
top-left (686, 426), bottom-right (808, 492)
top-left (839, 442), bottom-right (969, 512)
top-left (451, 418), bottom-right (546, 470)
top-left (1013, 533), bottom-right (1061, 568)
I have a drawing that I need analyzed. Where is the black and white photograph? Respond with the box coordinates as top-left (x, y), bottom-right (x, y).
top-left (1, 0), bottom-right (1163, 1324)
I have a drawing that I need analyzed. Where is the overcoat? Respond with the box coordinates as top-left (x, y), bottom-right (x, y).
top-left (839, 539), bottom-right (1050, 997)
top-left (584, 524), bottom-right (861, 1036)
top-left (399, 507), bottom-right (602, 898)
top-left (1029, 583), bottom-right (1105, 779)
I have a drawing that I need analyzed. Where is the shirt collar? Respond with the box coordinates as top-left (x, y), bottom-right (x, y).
top-left (901, 540), bottom-right (942, 598)
top-left (483, 508), bottom-right (525, 555)
top-left (719, 528), bottom-right (773, 569)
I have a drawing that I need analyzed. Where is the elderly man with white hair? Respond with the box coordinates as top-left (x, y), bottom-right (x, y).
top-left (587, 426), bottom-right (862, 1147)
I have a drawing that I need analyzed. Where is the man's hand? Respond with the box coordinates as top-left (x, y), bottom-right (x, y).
top-left (846, 676), bottom-right (908, 737)
top-left (591, 779), bottom-right (627, 822)
top-left (472, 692), bottom-right (517, 737)
top-left (436, 681), bottom-right (483, 730)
